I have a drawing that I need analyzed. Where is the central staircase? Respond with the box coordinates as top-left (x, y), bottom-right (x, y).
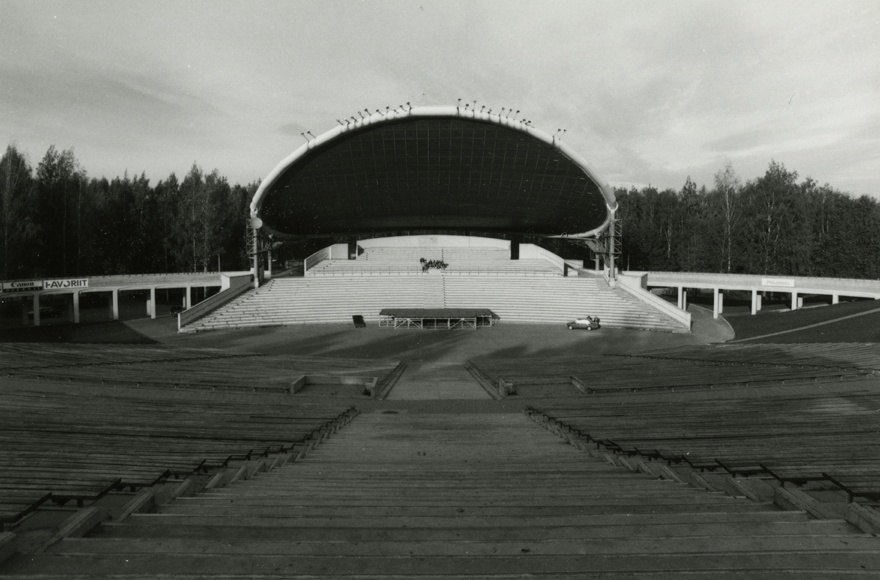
top-left (4, 411), bottom-right (878, 577)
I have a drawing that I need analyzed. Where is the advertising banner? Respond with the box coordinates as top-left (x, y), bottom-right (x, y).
top-left (43, 278), bottom-right (89, 290)
top-left (0, 280), bottom-right (43, 293)
top-left (761, 277), bottom-right (795, 288)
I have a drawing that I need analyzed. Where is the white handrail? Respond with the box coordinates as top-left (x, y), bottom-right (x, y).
top-left (617, 273), bottom-right (691, 329)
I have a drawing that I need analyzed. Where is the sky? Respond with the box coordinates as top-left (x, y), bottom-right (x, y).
top-left (2, 0), bottom-right (879, 197)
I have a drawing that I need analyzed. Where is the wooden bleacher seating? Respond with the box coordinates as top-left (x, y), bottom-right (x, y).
top-left (0, 344), bottom-right (393, 529)
top-left (479, 346), bottom-right (880, 504)
top-left (3, 411), bottom-right (878, 576)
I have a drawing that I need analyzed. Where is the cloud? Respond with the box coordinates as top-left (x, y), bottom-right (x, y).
top-left (1, 0), bottom-right (878, 197)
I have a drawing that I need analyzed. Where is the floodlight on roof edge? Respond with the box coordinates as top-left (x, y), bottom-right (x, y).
top-left (250, 104), bottom-right (618, 239)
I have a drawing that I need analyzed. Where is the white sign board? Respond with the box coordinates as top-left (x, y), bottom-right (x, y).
top-left (1, 280), bottom-right (43, 293)
top-left (761, 277), bottom-right (795, 288)
top-left (43, 278), bottom-right (89, 290)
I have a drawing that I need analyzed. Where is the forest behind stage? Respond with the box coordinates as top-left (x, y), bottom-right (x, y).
top-left (2, 144), bottom-right (879, 281)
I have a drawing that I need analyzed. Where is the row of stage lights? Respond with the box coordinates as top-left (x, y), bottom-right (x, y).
top-left (300, 101), bottom-right (567, 144)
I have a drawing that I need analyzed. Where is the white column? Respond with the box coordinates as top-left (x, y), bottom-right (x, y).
top-left (832, 294), bottom-right (839, 305)
top-left (150, 287), bottom-right (157, 319)
top-left (757, 293), bottom-right (763, 312)
top-left (790, 291), bottom-right (798, 311)
top-left (718, 291), bottom-right (724, 314)
top-left (252, 230), bottom-right (260, 289)
top-left (608, 215), bottom-right (616, 280)
top-left (677, 286), bottom-right (684, 310)
top-left (111, 290), bottom-right (119, 320)
top-left (73, 292), bottom-right (80, 324)
top-left (751, 290), bottom-right (758, 315)
top-left (713, 288), bottom-right (720, 319)
top-left (185, 286), bottom-right (192, 308)
top-left (32, 294), bottom-right (41, 327)
top-left (682, 289), bottom-right (688, 311)
top-left (266, 247), bottom-right (273, 281)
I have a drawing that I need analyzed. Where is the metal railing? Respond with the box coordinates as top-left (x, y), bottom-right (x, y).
top-left (616, 273), bottom-right (691, 329)
top-left (304, 247), bottom-right (331, 274)
top-left (178, 274), bottom-right (253, 330)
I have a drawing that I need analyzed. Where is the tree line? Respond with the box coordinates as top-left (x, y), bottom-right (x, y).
top-left (615, 161), bottom-right (880, 280)
top-left (1, 145), bottom-right (256, 280)
top-left (2, 144), bottom-right (879, 281)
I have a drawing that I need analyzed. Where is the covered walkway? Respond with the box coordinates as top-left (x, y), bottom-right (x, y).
top-left (639, 271), bottom-right (880, 319)
top-left (0, 273), bottom-right (239, 328)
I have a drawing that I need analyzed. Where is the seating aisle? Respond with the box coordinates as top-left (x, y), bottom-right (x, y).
top-left (383, 362), bottom-right (491, 400)
top-left (4, 412), bottom-right (878, 577)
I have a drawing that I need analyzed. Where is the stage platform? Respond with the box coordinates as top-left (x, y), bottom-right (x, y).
top-left (379, 308), bottom-right (498, 330)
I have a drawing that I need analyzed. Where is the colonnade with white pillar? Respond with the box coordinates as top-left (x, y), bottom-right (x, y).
top-left (14, 284), bottom-right (214, 328)
top-left (673, 286), bottom-right (847, 320)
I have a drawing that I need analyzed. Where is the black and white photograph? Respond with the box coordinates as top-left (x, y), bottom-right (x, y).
top-left (1, 0), bottom-right (879, 576)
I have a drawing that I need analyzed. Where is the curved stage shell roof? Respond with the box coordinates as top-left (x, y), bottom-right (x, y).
top-left (251, 105), bottom-right (616, 239)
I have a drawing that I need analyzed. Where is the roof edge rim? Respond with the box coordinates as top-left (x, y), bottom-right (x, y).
top-left (250, 105), bottom-right (618, 228)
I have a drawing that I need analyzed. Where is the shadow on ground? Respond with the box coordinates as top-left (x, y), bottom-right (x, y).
top-left (0, 321), bottom-right (156, 344)
top-left (129, 319), bottom-right (708, 363)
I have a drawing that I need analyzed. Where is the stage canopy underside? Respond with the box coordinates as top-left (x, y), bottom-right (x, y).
top-left (253, 108), bottom-right (615, 239)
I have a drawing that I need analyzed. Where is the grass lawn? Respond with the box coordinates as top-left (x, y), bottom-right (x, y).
top-left (727, 298), bottom-right (880, 342)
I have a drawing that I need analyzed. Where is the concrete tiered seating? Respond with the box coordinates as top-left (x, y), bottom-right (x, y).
top-left (444, 276), bottom-right (682, 329)
top-left (5, 411), bottom-right (878, 576)
top-left (443, 246), bottom-right (508, 261)
top-left (192, 274), bottom-right (683, 332)
top-left (360, 246), bottom-right (510, 263)
top-left (443, 258), bottom-right (559, 275)
top-left (189, 277), bottom-right (430, 330)
top-left (307, 259), bottom-right (423, 276)
top-left (311, 257), bottom-right (559, 276)
top-left (360, 246), bottom-right (444, 261)
top-left (310, 245), bottom-right (559, 277)
top-left (189, 241), bottom-right (685, 332)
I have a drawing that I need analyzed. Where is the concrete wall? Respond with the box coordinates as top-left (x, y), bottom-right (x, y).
top-left (357, 235), bottom-right (510, 250)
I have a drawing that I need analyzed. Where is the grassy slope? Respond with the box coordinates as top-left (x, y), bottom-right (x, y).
top-left (727, 299), bottom-right (880, 342)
